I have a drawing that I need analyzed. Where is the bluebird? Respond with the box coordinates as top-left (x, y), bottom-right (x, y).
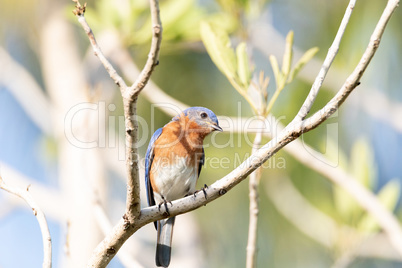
top-left (145, 107), bottom-right (222, 267)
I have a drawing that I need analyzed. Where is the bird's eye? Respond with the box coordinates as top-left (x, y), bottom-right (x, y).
top-left (200, 112), bottom-right (208, 119)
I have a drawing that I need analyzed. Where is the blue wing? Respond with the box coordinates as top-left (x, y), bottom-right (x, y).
top-left (145, 127), bottom-right (163, 208)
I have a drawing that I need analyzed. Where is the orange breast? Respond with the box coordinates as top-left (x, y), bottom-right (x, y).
top-left (149, 118), bottom-right (205, 194)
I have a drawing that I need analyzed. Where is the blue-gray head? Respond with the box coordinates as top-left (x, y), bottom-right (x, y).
top-left (173, 107), bottom-right (222, 132)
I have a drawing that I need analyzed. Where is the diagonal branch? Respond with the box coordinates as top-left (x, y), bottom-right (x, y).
top-left (0, 176), bottom-right (52, 268)
top-left (301, 0), bottom-right (400, 132)
top-left (138, 0), bottom-right (401, 254)
top-left (293, 0), bottom-right (356, 123)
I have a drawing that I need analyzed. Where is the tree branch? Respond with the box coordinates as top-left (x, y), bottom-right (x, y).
top-left (120, 0), bottom-right (161, 223)
top-left (0, 161), bottom-right (66, 220)
top-left (293, 0), bottom-right (356, 122)
top-left (93, 195), bottom-right (145, 268)
top-left (246, 119), bottom-right (263, 268)
top-left (73, 0), bottom-right (162, 267)
top-left (302, 0), bottom-right (399, 131)
top-left (72, 1), bottom-right (128, 91)
top-left (250, 6), bottom-right (402, 136)
top-left (0, 176), bottom-right (52, 268)
top-left (127, 0), bottom-right (162, 98)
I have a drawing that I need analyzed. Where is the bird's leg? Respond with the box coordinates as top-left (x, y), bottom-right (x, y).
top-left (201, 184), bottom-right (208, 199)
top-left (157, 195), bottom-right (171, 216)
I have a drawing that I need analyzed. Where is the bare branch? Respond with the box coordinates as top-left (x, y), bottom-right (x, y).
top-left (93, 196), bottom-right (145, 268)
top-left (72, 2), bottom-right (128, 91)
top-left (0, 162), bottom-right (66, 220)
top-left (302, 0), bottom-right (400, 131)
top-left (120, 0), bottom-right (162, 223)
top-left (251, 7), bottom-right (402, 136)
top-left (72, 0), bottom-right (163, 266)
top-left (293, 0), bottom-right (356, 122)
top-left (127, 0), bottom-right (162, 97)
top-left (121, 0), bottom-right (162, 222)
top-left (94, 30), bottom-right (187, 113)
top-left (0, 176), bottom-right (52, 268)
top-left (246, 119), bottom-right (263, 268)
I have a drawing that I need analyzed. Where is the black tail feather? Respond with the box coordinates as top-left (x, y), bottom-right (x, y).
top-left (156, 217), bottom-right (175, 267)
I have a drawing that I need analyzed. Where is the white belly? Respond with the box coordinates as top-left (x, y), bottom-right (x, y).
top-left (153, 156), bottom-right (198, 203)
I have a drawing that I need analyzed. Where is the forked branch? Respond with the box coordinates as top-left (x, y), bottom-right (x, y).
top-left (72, 0), bottom-right (162, 267)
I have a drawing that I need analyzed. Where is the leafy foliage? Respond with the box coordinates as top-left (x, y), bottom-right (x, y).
top-left (201, 23), bottom-right (318, 116)
top-left (333, 138), bottom-right (401, 233)
top-left (85, 0), bottom-right (238, 47)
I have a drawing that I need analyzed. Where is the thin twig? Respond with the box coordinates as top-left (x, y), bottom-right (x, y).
top-left (72, 0), bottom-right (127, 92)
top-left (301, 0), bottom-right (399, 131)
top-left (293, 0), bottom-right (356, 123)
top-left (0, 161), bottom-right (66, 220)
top-left (246, 119), bottom-right (264, 268)
top-left (127, 0), bottom-right (162, 97)
top-left (0, 176), bottom-right (52, 268)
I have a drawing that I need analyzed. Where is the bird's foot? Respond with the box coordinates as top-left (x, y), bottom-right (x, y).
top-left (190, 184), bottom-right (209, 199)
top-left (157, 195), bottom-right (172, 216)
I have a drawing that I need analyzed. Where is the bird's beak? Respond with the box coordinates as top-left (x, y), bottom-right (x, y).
top-left (211, 123), bottom-right (223, 132)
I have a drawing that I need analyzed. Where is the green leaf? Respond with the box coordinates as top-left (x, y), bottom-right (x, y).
top-left (236, 42), bottom-right (251, 88)
top-left (163, 7), bottom-right (204, 41)
top-left (281, 31), bottom-right (294, 78)
top-left (321, 138), bottom-right (348, 170)
top-left (200, 21), bottom-right (237, 80)
top-left (203, 13), bottom-right (239, 35)
top-left (350, 139), bottom-right (376, 189)
top-left (358, 179), bottom-right (401, 233)
top-left (131, 0), bottom-right (194, 44)
top-left (288, 47), bottom-right (319, 82)
top-left (334, 139), bottom-right (377, 225)
top-left (332, 139), bottom-right (357, 223)
top-left (269, 55), bottom-right (281, 88)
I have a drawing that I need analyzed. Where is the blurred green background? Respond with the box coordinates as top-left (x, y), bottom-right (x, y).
top-left (0, 0), bottom-right (402, 267)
